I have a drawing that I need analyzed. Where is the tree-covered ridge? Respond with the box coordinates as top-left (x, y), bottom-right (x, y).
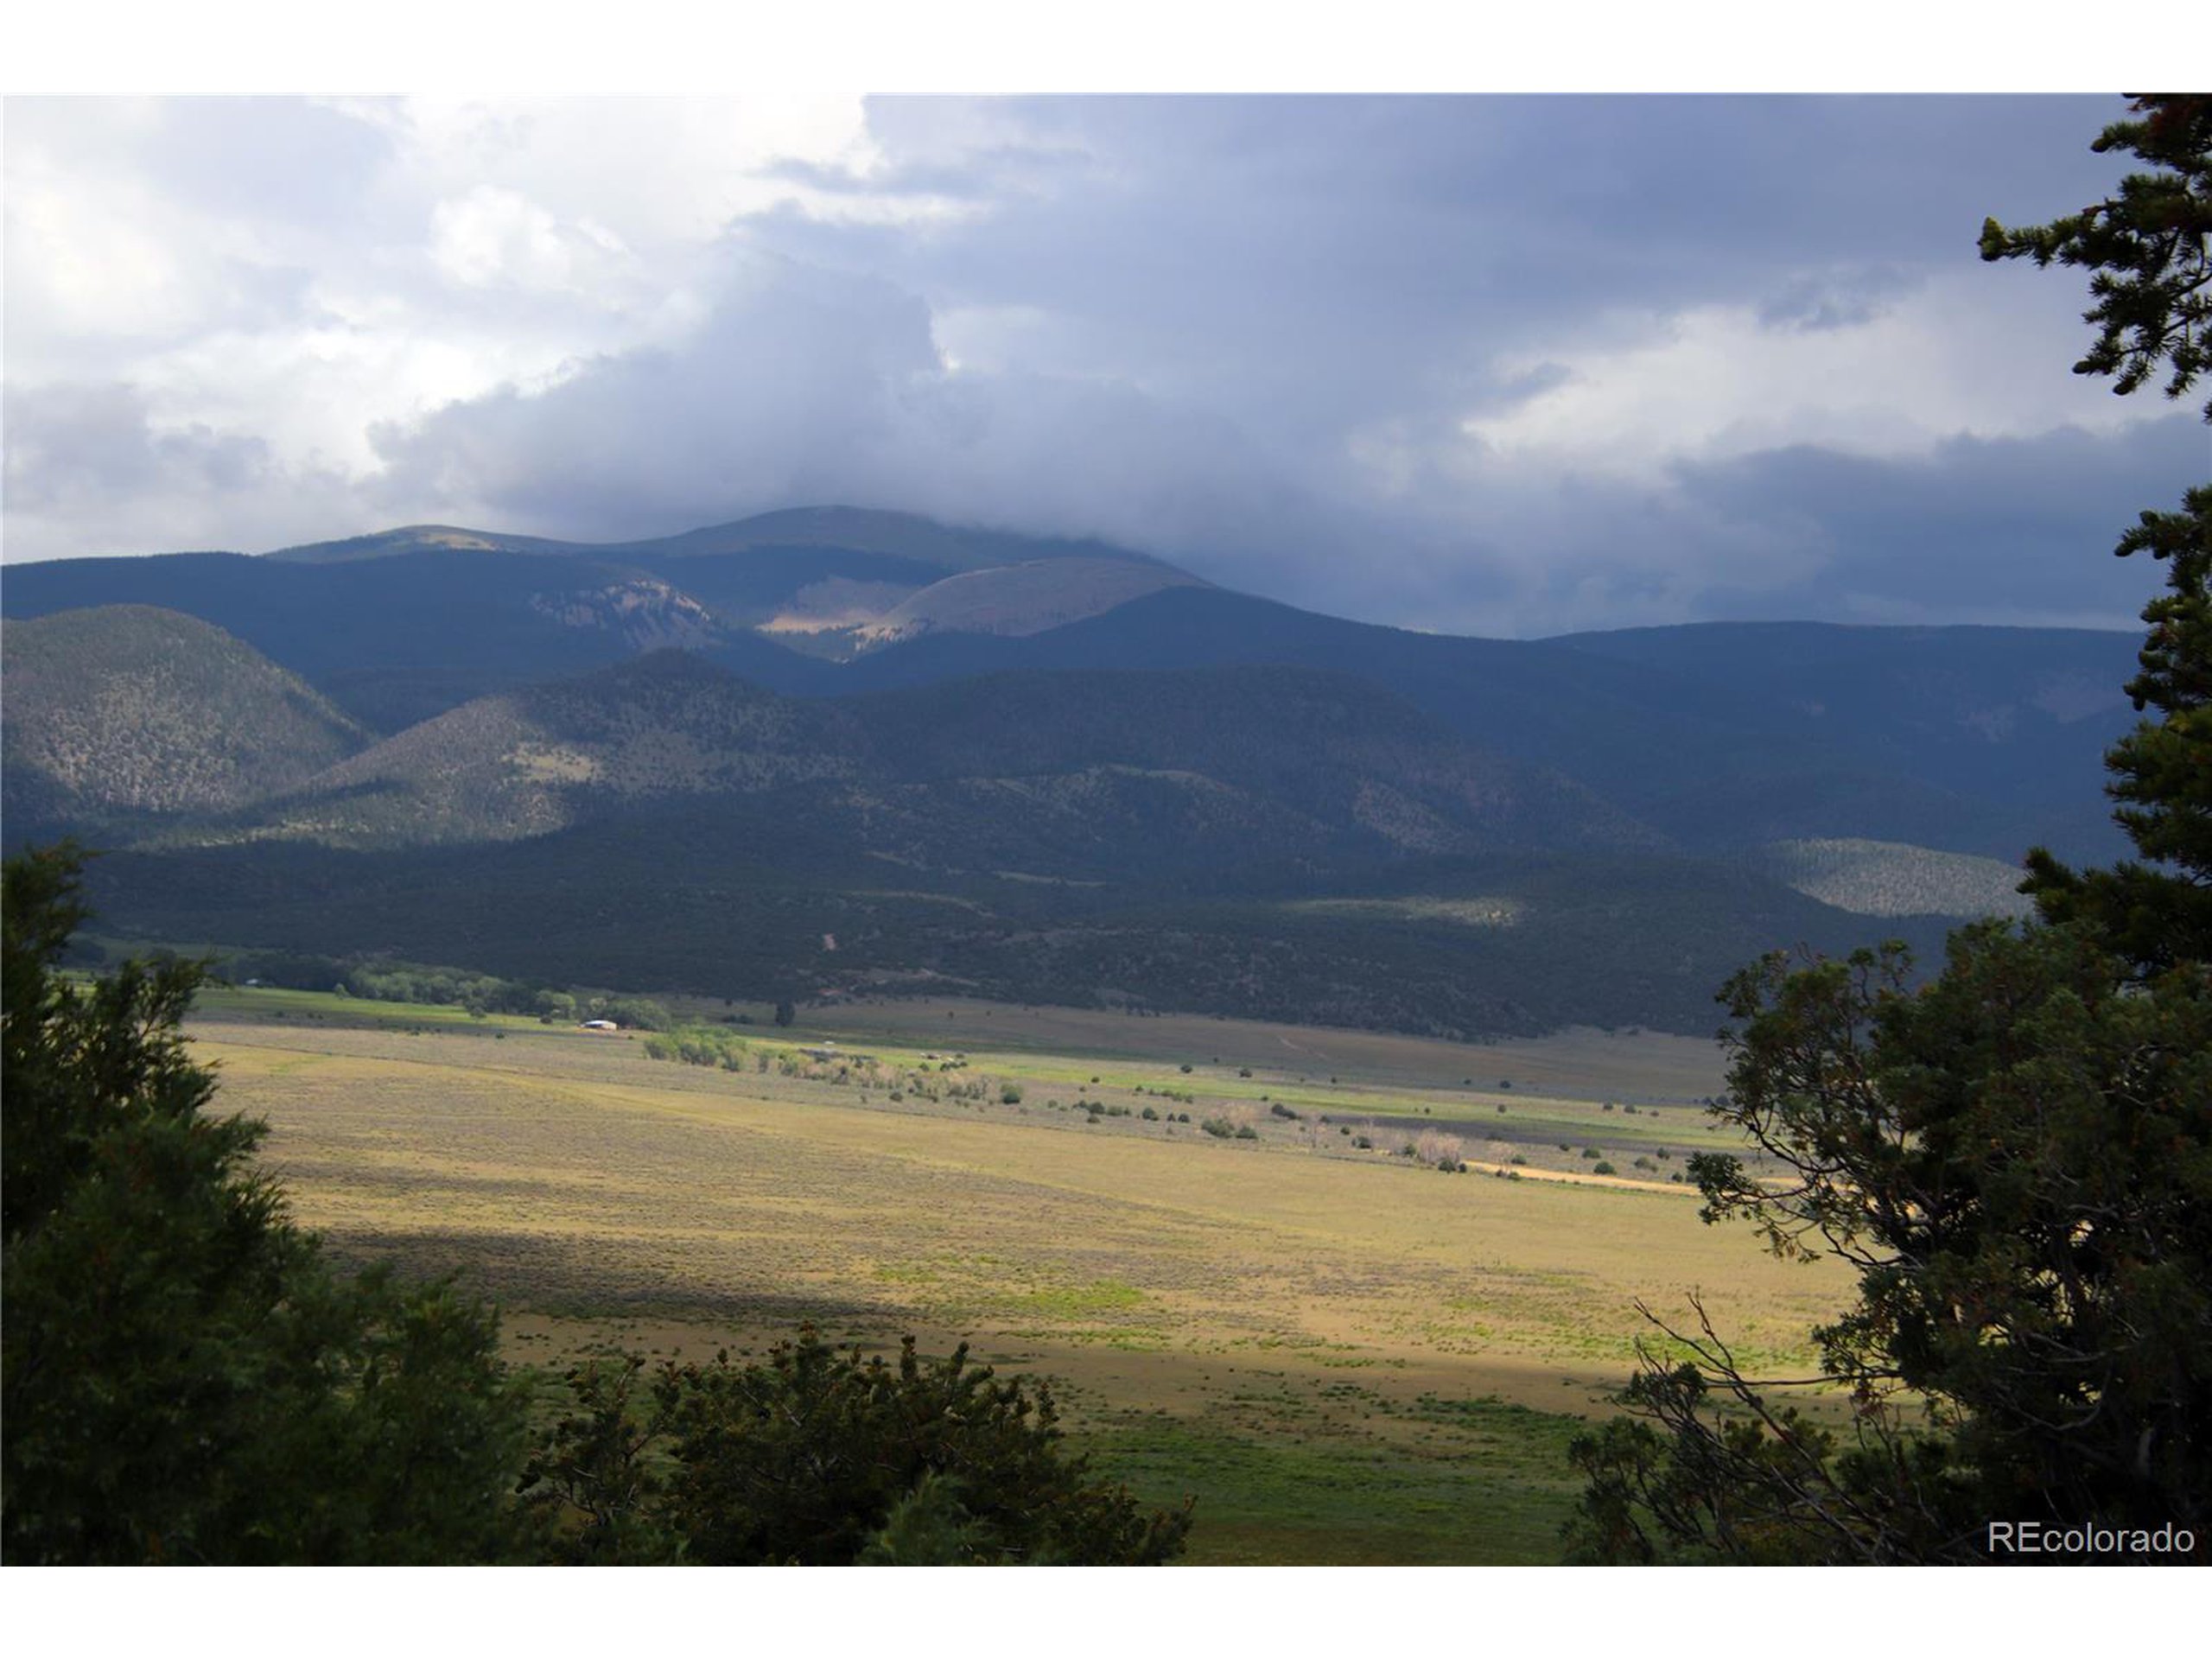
top-left (0, 606), bottom-right (369, 838)
top-left (148, 653), bottom-right (1652, 868)
top-left (238, 650), bottom-right (860, 848)
top-left (3, 525), bottom-right (2144, 864)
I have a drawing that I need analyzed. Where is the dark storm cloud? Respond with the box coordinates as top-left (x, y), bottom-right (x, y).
top-left (369, 255), bottom-right (944, 535)
top-left (367, 246), bottom-right (1348, 557)
top-left (765, 97), bottom-right (2126, 385)
top-left (1756, 264), bottom-right (1916, 333)
top-left (397, 89), bottom-right (2158, 623)
top-left (1674, 415), bottom-right (2210, 627)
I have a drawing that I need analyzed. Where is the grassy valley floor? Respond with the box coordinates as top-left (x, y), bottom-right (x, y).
top-left (186, 991), bottom-right (1849, 1564)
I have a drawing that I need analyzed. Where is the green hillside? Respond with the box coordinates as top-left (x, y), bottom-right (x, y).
top-left (1, 606), bottom-right (369, 841)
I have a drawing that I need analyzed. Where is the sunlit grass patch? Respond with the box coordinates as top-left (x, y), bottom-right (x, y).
top-left (1079, 1405), bottom-right (1585, 1566)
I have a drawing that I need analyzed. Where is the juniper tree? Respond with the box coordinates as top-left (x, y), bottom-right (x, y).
top-left (2, 845), bottom-right (532, 1564)
top-left (1566, 96), bottom-right (2212, 1567)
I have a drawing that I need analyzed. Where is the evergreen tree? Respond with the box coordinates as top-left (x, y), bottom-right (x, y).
top-left (2, 845), bottom-right (532, 1564)
top-left (1982, 94), bottom-right (2212, 969)
top-left (1567, 97), bottom-right (2212, 1566)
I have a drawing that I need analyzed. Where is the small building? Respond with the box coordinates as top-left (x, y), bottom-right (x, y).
top-left (581, 1019), bottom-right (619, 1032)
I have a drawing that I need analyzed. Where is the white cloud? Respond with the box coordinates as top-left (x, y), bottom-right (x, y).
top-left (428, 186), bottom-right (634, 299)
top-left (1460, 269), bottom-right (2159, 482)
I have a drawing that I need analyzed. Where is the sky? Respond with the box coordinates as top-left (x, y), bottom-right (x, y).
top-left (5, 86), bottom-right (2206, 638)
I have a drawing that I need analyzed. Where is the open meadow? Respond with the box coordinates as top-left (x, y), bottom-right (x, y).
top-left (186, 989), bottom-right (1853, 1564)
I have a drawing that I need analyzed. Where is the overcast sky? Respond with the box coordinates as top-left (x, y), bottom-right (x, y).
top-left (5, 92), bottom-right (2204, 636)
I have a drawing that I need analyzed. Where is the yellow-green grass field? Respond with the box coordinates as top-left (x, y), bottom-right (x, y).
top-left (185, 991), bottom-right (1852, 1564)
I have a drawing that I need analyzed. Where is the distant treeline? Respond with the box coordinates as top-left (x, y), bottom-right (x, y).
top-left (216, 948), bottom-right (674, 1030)
top-left (108, 834), bottom-right (1961, 1045)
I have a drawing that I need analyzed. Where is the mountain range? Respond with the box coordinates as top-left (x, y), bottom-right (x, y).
top-left (1, 506), bottom-right (2139, 1038)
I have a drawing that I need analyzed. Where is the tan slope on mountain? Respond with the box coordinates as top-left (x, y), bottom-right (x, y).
top-left (852, 556), bottom-right (1205, 648)
top-left (756, 578), bottom-right (926, 635)
top-left (1, 606), bottom-right (371, 823)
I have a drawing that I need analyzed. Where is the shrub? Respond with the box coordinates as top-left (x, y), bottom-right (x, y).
top-left (1234, 1125), bottom-right (1258, 1141)
top-left (1141, 1107), bottom-right (1160, 1122)
top-left (524, 1332), bottom-right (1192, 1565)
top-left (1000, 1084), bottom-right (1023, 1105)
top-left (1592, 1161), bottom-right (1617, 1176)
top-left (1199, 1118), bottom-right (1236, 1140)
